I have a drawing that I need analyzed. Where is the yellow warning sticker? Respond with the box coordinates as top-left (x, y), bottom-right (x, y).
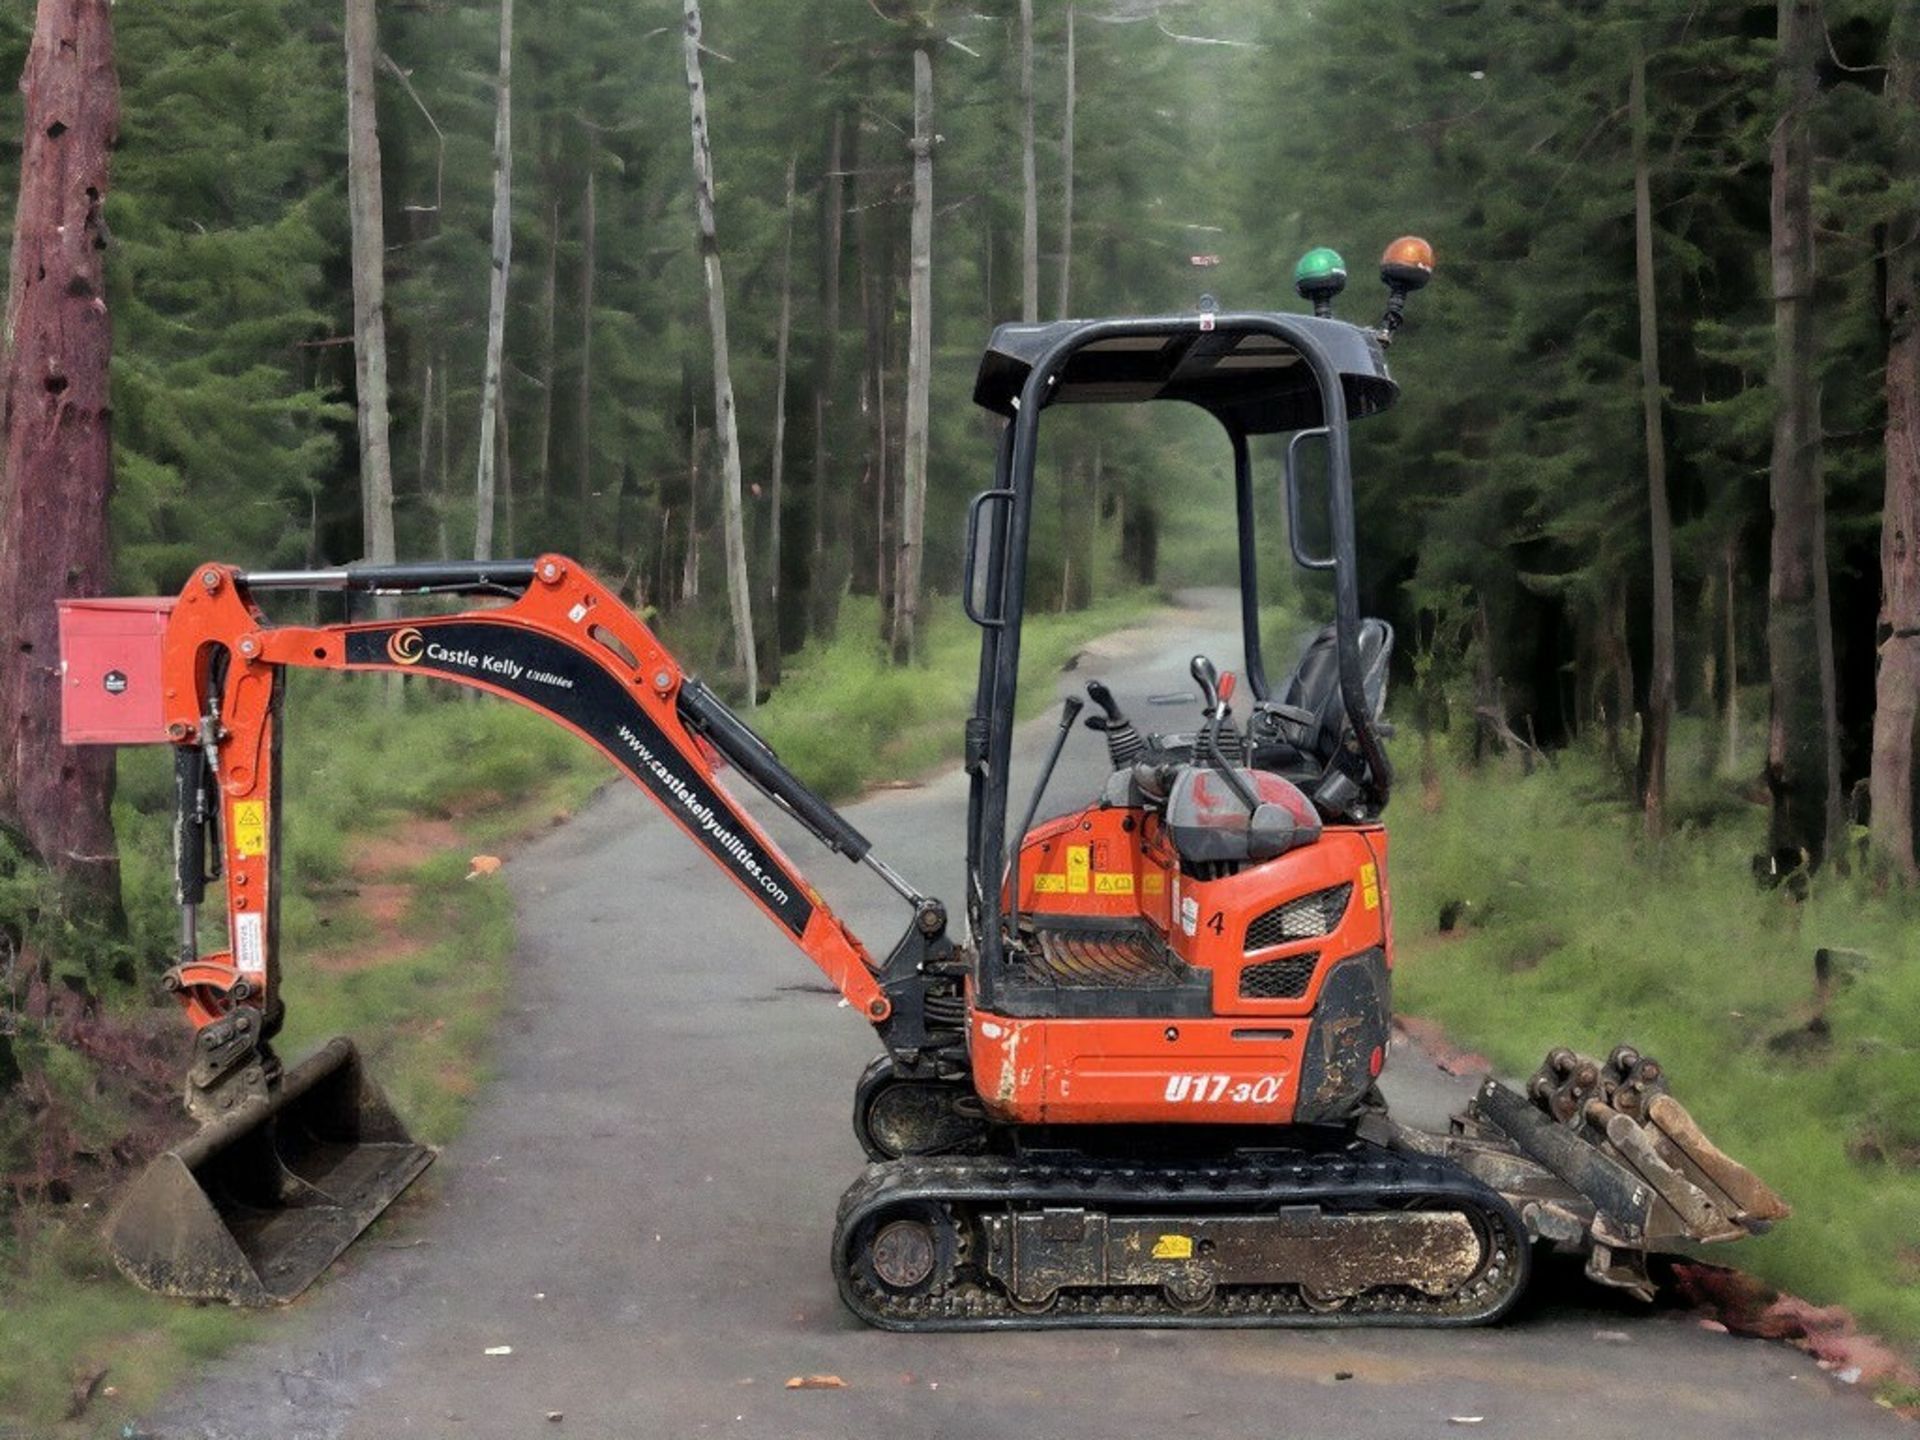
top-left (1093, 872), bottom-right (1134, 895)
top-left (1066, 845), bottom-right (1091, 894)
top-left (232, 800), bottom-right (267, 860)
top-left (1032, 873), bottom-right (1067, 894)
top-left (1151, 1234), bottom-right (1194, 1261)
top-left (1359, 861), bottom-right (1379, 911)
top-left (1142, 872), bottom-right (1166, 896)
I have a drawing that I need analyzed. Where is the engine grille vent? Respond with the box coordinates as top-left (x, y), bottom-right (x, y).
top-left (1245, 883), bottom-right (1353, 953)
top-left (1238, 951), bottom-right (1321, 1000)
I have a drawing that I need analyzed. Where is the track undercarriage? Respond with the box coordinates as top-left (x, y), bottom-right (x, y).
top-left (839, 1046), bottom-right (1786, 1329)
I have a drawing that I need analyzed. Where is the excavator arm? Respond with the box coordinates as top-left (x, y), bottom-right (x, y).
top-left (62, 555), bottom-right (958, 1304)
top-left (144, 555), bottom-right (952, 1118)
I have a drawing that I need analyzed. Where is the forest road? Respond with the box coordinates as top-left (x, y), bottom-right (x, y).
top-left (146, 590), bottom-right (1902, 1440)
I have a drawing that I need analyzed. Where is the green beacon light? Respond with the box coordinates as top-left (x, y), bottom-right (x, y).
top-left (1293, 246), bottom-right (1347, 318)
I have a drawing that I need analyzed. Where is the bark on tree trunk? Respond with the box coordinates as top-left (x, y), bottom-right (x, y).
top-left (0, 0), bottom-right (121, 919)
top-left (1870, 35), bottom-right (1920, 879)
top-left (575, 164), bottom-right (597, 558)
top-left (472, 0), bottom-right (514, 562)
top-left (1019, 0), bottom-right (1039, 323)
top-left (1630, 42), bottom-right (1674, 839)
top-left (682, 0), bottom-right (756, 703)
top-left (1056, 2), bottom-right (1075, 320)
top-left (345, 0), bottom-right (397, 644)
top-left (809, 110), bottom-right (848, 639)
top-left (1765, 0), bottom-right (1841, 869)
top-left (892, 49), bottom-right (934, 664)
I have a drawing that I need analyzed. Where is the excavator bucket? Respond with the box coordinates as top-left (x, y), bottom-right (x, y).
top-left (105, 1038), bottom-right (433, 1305)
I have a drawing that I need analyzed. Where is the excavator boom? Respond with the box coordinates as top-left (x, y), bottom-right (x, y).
top-left (62, 554), bottom-right (949, 1303)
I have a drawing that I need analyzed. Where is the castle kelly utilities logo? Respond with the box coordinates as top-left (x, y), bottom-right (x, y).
top-left (386, 627), bottom-right (426, 665)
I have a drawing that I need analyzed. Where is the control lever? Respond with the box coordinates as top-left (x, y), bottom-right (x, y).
top-left (1008, 695), bottom-right (1086, 944)
top-left (1083, 679), bottom-right (1145, 768)
top-left (1190, 654), bottom-right (1222, 717)
top-left (1191, 654), bottom-right (1261, 812)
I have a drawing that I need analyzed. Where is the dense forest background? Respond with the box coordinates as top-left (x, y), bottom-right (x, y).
top-left (3, 2), bottom-right (1920, 1413)
top-left (0, 0), bottom-right (1908, 882)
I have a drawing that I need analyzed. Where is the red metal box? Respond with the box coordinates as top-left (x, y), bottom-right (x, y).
top-left (57, 596), bottom-right (176, 745)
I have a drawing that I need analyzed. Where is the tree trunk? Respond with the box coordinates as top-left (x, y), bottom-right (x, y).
top-left (1870, 34), bottom-right (1920, 879)
top-left (345, 0), bottom-right (397, 607)
top-left (472, 0), bottom-right (513, 562)
top-left (436, 343), bottom-right (451, 561)
top-left (1630, 41), bottom-right (1673, 839)
top-left (575, 164), bottom-right (597, 558)
top-left (1056, 2), bottom-right (1075, 319)
top-left (682, 0), bottom-right (756, 703)
top-left (683, 406), bottom-right (701, 603)
top-left (1765, 0), bottom-right (1840, 869)
top-left (1019, 0), bottom-right (1039, 323)
top-left (764, 148), bottom-right (796, 680)
top-left (893, 49), bottom-right (934, 664)
top-left (853, 142), bottom-right (889, 602)
top-left (415, 359), bottom-right (433, 514)
top-left (0, 0), bottom-right (121, 919)
top-left (1724, 534), bottom-right (1741, 776)
top-left (535, 178), bottom-right (559, 526)
top-left (498, 392), bottom-right (514, 556)
top-left (809, 111), bottom-right (848, 639)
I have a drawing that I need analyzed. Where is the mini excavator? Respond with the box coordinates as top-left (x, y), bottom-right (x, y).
top-left (60, 238), bottom-right (1785, 1325)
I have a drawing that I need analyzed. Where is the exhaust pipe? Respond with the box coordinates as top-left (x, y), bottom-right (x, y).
top-left (105, 1037), bottom-right (433, 1305)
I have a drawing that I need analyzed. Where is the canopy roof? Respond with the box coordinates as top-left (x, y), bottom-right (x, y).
top-left (971, 312), bottom-right (1398, 435)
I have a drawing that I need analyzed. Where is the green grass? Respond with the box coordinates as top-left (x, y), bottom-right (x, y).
top-left (752, 590), bottom-right (1158, 800)
top-left (1389, 715), bottom-right (1920, 1351)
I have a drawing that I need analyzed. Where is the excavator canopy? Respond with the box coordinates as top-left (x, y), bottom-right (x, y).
top-left (970, 312), bottom-right (1399, 433)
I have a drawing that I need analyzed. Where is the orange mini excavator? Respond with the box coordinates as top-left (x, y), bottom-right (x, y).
top-left (61, 240), bottom-right (1785, 1325)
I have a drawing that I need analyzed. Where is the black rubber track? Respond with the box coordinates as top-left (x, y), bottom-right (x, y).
top-left (831, 1144), bottom-right (1532, 1331)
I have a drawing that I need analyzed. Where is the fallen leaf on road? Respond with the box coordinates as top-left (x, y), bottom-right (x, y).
top-left (484, 1345), bottom-right (513, 1356)
top-left (467, 854), bottom-right (503, 879)
top-left (785, 1375), bottom-right (847, 1390)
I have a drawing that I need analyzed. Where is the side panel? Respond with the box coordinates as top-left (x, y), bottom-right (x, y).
top-left (971, 1011), bottom-right (1309, 1124)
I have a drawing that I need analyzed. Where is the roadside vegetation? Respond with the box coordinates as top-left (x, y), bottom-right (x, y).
top-left (1390, 712), bottom-right (1920, 1352)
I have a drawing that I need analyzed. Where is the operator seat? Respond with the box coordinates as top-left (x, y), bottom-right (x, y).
top-left (1251, 619), bottom-right (1394, 780)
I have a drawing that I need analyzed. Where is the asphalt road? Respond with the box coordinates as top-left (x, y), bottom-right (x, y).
top-left (146, 592), bottom-right (1904, 1440)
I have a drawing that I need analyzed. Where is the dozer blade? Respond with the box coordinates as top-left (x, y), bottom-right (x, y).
top-left (105, 1037), bottom-right (433, 1305)
top-left (1396, 1045), bottom-right (1788, 1303)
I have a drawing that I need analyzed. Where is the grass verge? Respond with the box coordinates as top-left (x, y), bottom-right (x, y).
top-left (1388, 715), bottom-right (1920, 1357)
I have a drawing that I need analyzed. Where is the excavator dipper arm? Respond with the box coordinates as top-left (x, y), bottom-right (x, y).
top-left (159, 555), bottom-right (925, 1087)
